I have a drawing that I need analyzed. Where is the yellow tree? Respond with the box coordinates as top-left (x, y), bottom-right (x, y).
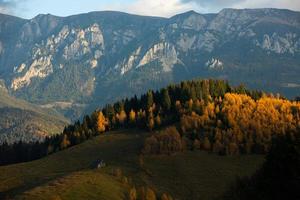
top-left (128, 187), bottom-right (137, 200)
top-left (129, 109), bottom-right (136, 124)
top-left (117, 110), bottom-right (127, 124)
top-left (155, 114), bottom-right (161, 126)
top-left (60, 134), bottom-right (70, 149)
top-left (97, 111), bottom-right (108, 133)
top-left (145, 187), bottom-right (156, 200)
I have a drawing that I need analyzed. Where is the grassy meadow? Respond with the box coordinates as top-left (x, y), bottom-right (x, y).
top-left (0, 129), bottom-right (264, 200)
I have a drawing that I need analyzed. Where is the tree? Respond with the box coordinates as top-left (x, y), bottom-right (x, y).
top-left (128, 187), bottom-right (137, 200)
top-left (147, 111), bottom-right (155, 131)
top-left (129, 109), bottom-right (136, 124)
top-left (202, 137), bottom-right (211, 151)
top-left (104, 104), bottom-right (115, 121)
top-left (162, 88), bottom-right (171, 110)
top-left (147, 91), bottom-right (154, 110)
top-left (143, 126), bottom-right (183, 154)
top-left (193, 139), bottom-right (201, 150)
top-left (60, 134), bottom-right (70, 149)
top-left (97, 111), bottom-right (108, 133)
top-left (145, 187), bottom-right (156, 200)
top-left (155, 115), bottom-right (161, 127)
top-left (161, 193), bottom-right (173, 200)
top-left (117, 110), bottom-right (127, 124)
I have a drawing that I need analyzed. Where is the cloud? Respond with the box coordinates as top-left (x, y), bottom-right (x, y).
top-left (103, 0), bottom-right (196, 17)
top-left (181, 0), bottom-right (300, 12)
top-left (0, 0), bottom-right (15, 14)
top-left (232, 0), bottom-right (300, 11)
top-left (102, 0), bottom-right (300, 18)
top-left (0, 0), bottom-right (27, 15)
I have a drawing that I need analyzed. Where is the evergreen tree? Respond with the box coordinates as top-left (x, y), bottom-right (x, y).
top-left (146, 90), bottom-right (154, 110)
top-left (162, 88), bottom-right (171, 110)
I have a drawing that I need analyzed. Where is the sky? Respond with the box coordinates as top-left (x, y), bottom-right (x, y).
top-left (0, 0), bottom-right (299, 19)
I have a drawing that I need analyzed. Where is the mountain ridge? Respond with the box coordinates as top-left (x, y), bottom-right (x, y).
top-left (0, 8), bottom-right (299, 120)
top-left (1, 7), bottom-right (300, 20)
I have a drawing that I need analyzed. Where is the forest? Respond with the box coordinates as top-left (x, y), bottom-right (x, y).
top-left (0, 79), bottom-right (299, 165)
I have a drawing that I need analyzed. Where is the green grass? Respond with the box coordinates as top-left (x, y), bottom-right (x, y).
top-left (144, 152), bottom-right (264, 200)
top-left (18, 171), bottom-right (127, 200)
top-left (0, 129), bottom-right (264, 200)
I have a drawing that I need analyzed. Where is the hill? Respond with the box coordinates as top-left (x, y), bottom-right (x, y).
top-left (0, 88), bottom-right (69, 144)
top-left (0, 129), bottom-right (264, 200)
top-left (0, 8), bottom-right (299, 119)
top-left (0, 79), bottom-right (298, 199)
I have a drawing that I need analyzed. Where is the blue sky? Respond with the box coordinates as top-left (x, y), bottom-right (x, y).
top-left (0, 0), bottom-right (299, 19)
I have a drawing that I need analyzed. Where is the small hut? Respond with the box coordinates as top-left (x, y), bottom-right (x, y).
top-left (92, 159), bottom-right (106, 169)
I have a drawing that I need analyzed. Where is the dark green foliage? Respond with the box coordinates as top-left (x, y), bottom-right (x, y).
top-left (223, 133), bottom-right (300, 200)
top-left (146, 90), bottom-right (154, 110)
top-left (161, 88), bottom-right (171, 111)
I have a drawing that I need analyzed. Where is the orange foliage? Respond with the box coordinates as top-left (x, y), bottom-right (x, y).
top-left (97, 111), bottom-right (108, 133)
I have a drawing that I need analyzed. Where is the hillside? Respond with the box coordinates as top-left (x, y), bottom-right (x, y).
top-left (0, 8), bottom-right (299, 119)
top-left (0, 88), bottom-right (69, 144)
top-left (0, 79), bottom-right (298, 199)
top-left (0, 130), bottom-right (264, 200)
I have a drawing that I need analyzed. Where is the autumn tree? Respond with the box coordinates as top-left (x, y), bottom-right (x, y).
top-left (147, 110), bottom-right (155, 131)
top-left (129, 109), bottom-right (136, 124)
top-left (60, 134), bottom-right (70, 149)
top-left (96, 111), bottom-right (108, 133)
top-left (128, 187), bottom-right (137, 200)
top-left (145, 187), bottom-right (156, 200)
top-left (117, 110), bottom-right (127, 125)
top-left (161, 193), bottom-right (173, 200)
top-left (155, 115), bottom-right (161, 127)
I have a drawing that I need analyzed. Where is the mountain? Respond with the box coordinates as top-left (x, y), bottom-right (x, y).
top-left (0, 8), bottom-right (299, 119)
top-left (0, 82), bottom-right (68, 144)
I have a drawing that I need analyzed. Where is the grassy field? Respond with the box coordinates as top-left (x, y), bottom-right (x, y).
top-left (0, 129), bottom-right (264, 200)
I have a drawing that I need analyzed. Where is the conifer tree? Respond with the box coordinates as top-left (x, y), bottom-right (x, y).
top-left (162, 88), bottom-right (171, 110)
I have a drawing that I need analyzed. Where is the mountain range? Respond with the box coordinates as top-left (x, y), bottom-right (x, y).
top-left (0, 8), bottom-right (299, 121)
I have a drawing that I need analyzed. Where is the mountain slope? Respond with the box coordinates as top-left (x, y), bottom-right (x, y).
top-left (0, 9), bottom-right (299, 119)
top-left (0, 85), bottom-right (68, 144)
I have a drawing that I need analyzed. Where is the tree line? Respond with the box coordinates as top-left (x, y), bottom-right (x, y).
top-left (1, 79), bottom-right (296, 165)
top-left (143, 92), bottom-right (300, 155)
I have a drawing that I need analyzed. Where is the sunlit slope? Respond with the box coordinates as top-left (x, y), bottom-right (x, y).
top-left (0, 90), bottom-right (68, 143)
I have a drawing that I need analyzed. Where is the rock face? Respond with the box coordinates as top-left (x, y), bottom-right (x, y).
top-left (206, 58), bottom-right (223, 70)
top-left (12, 56), bottom-right (53, 90)
top-left (138, 42), bottom-right (179, 72)
top-left (0, 9), bottom-right (299, 119)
